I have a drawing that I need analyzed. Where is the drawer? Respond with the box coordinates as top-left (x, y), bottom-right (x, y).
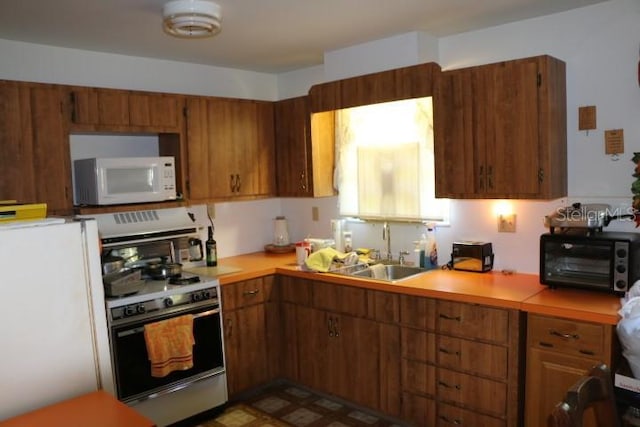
top-left (528, 314), bottom-right (606, 358)
top-left (312, 281), bottom-right (367, 317)
top-left (437, 368), bottom-right (507, 417)
top-left (400, 295), bottom-right (436, 330)
top-left (401, 328), bottom-right (436, 363)
top-left (402, 392), bottom-right (436, 427)
top-left (402, 359), bottom-right (436, 396)
top-left (221, 277), bottom-right (271, 311)
top-left (437, 301), bottom-right (509, 344)
top-left (437, 402), bottom-right (505, 427)
top-left (278, 276), bottom-right (312, 306)
top-left (437, 335), bottom-right (508, 380)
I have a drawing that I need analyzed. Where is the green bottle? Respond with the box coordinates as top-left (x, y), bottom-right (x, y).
top-left (206, 226), bottom-right (217, 267)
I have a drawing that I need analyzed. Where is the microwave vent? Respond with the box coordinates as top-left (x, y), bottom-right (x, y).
top-left (113, 210), bottom-right (161, 225)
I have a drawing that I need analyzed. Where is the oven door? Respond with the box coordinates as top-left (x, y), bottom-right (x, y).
top-left (540, 237), bottom-right (613, 290)
top-left (110, 302), bottom-right (224, 403)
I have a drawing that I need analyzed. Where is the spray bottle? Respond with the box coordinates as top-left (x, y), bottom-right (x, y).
top-left (425, 223), bottom-right (438, 269)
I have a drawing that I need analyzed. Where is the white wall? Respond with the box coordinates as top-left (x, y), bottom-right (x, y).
top-left (2, 0), bottom-right (640, 271)
top-left (279, 0), bottom-right (640, 274)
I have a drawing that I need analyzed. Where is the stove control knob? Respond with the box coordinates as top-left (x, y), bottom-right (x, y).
top-left (164, 298), bottom-right (174, 308)
top-left (617, 264), bottom-right (627, 274)
top-left (616, 280), bottom-right (627, 289)
top-left (202, 290), bottom-right (211, 300)
top-left (124, 305), bottom-right (136, 317)
top-left (136, 304), bottom-right (146, 314)
top-left (192, 292), bottom-right (203, 302)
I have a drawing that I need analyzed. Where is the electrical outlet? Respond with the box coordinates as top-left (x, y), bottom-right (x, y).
top-left (498, 214), bottom-right (516, 232)
top-left (312, 206), bottom-right (319, 221)
top-left (207, 203), bottom-right (215, 219)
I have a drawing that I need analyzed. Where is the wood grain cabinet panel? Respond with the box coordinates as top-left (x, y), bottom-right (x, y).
top-left (185, 96), bottom-right (275, 201)
top-left (400, 296), bottom-right (522, 426)
top-left (221, 277), bottom-right (274, 398)
top-left (435, 55), bottom-right (567, 199)
top-left (436, 335), bottom-right (508, 380)
top-left (0, 81), bottom-right (73, 214)
top-left (437, 403), bottom-right (506, 427)
top-left (436, 300), bottom-right (509, 344)
top-left (437, 368), bottom-right (508, 417)
top-left (524, 314), bottom-right (617, 427)
top-left (69, 87), bottom-right (183, 133)
top-left (274, 96), bottom-right (335, 198)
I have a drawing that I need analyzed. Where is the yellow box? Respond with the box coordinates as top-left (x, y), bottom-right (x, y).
top-left (0, 203), bottom-right (47, 222)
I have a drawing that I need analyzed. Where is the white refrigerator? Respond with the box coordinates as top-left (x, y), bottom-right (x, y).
top-left (0, 218), bottom-right (114, 421)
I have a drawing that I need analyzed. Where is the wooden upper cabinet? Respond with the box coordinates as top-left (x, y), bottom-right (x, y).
top-left (308, 62), bottom-right (441, 112)
top-left (185, 96), bottom-right (275, 201)
top-left (434, 55), bottom-right (567, 199)
top-left (274, 96), bottom-right (335, 198)
top-left (69, 87), bottom-right (183, 132)
top-left (0, 81), bottom-right (73, 214)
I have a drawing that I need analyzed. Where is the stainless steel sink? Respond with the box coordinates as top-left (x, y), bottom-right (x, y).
top-left (332, 263), bottom-right (431, 282)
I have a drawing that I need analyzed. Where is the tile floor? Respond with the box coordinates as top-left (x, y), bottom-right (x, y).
top-left (196, 382), bottom-right (408, 427)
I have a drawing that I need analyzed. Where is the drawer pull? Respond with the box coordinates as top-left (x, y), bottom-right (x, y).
top-left (539, 341), bottom-right (554, 348)
top-left (438, 381), bottom-right (461, 390)
top-left (328, 317), bottom-right (334, 337)
top-left (439, 347), bottom-right (461, 357)
top-left (439, 415), bottom-right (462, 425)
top-left (549, 329), bottom-right (579, 340)
top-left (242, 289), bottom-right (260, 296)
top-left (579, 349), bottom-right (595, 356)
top-left (439, 314), bottom-right (462, 322)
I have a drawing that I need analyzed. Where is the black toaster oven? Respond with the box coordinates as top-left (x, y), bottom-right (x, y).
top-left (540, 231), bottom-right (640, 294)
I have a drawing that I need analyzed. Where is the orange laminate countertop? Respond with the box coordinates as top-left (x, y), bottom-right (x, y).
top-left (0, 391), bottom-right (155, 427)
top-left (197, 251), bottom-right (621, 325)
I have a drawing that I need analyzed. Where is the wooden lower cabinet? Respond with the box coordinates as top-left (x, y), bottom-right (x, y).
top-left (296, 305), bottom-right (380, 411)
top-left (524, 314), bottom-right (618, 427)
top-left (221, 277), bottom-right (274, 398)
top-left (400, 296), bottom-right (523, 426)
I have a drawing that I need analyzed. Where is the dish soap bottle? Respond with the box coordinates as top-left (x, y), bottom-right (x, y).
top-left (206, 226), bottom-right (217, 267)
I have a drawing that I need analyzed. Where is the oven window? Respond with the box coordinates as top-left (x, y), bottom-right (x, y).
top-left (111, 304), bottom-right (224, 402)
top-left (543, 241), bottom-right (611, 287)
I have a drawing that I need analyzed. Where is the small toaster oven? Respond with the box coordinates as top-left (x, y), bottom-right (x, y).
top-left (451, 241), bottom-right (494, 273)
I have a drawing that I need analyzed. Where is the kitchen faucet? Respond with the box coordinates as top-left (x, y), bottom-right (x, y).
top-left (382, 221), bottom-right (392, 261)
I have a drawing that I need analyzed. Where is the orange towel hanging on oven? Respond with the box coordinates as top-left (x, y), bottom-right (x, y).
top-left (144, 314), bottom-right (195, 378)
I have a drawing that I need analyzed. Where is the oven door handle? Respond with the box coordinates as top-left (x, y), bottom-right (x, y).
top-left (116, 308), bottom-right (220, 338)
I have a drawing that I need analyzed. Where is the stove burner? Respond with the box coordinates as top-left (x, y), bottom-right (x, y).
top-left (169, 275), bottom-right (201, 285)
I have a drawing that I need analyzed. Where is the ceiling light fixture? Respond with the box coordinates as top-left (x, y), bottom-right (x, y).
top-left (163, 0), bottom-right (222, 39)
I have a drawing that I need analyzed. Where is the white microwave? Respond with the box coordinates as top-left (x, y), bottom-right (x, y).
top-left (74, 157), bottom-right (177, 205)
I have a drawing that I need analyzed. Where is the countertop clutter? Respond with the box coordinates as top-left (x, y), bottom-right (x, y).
top-left (194, 251), bottom-right (621, 325)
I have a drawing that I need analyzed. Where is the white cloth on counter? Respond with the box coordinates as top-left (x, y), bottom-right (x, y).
top-left (617, 280), bottom-right (640, 377)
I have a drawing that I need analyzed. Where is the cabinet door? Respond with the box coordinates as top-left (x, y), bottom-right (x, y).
top-left (477, 59), bottom-right (540, 197)
top-left (436, 56), bottom-right (566, 199)
top-left (524, 347), bottom-right (601, 427)
top-left (129, 93), bottom-right (182, 129)
top-left (434, 67), bottom-right (478, 196)
top-left (330, 313), bottom-right (380, 411)
top-left (223, 304), bottom-right (269, 398)
top-left (185, 97), bottom-right (275, 200)
top-left (71, 88), bottom-right (129, 126)
top-left (274, 96), bottom-right (313, 197)
top-left (30, 85), bottom-right (73, 214)
top-left (296, 306), bottom-right (331, 393)
top-left (0, 82), bottom-right (72, 214)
